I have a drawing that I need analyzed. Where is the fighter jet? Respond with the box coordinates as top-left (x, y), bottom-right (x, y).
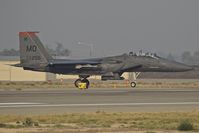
top-left (14, 32), bottom-right (193, 89)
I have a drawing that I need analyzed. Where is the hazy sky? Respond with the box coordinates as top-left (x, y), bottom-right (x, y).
top-left (0, 0), bottom-right (199, 57)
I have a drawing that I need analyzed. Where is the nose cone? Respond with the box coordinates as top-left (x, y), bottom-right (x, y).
top-left (164, 61), bottom-right (193, 72)
top-left (172, 63), bottom-right (193, 72)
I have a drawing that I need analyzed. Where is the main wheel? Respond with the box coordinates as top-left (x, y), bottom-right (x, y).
top-left (82, 78), bottom-right (90, 89)
top-left (130, 82), bottom-right (136, 88)
top-left (74, 79), bottom-right (82, 88)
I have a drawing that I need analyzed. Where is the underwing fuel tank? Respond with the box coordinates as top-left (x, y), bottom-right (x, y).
top-left (101, 73), bottom-right (124, 81)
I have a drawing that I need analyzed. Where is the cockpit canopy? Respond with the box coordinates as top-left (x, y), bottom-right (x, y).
top-left (128, 50), bottom-right (159, 59)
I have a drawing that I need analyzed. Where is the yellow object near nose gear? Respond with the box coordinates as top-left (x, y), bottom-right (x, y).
top-left (78, 83), bottom-right (87, 89)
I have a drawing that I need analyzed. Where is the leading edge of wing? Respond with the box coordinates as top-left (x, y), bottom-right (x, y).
top-left (121, 64), bottom-right (142, 72)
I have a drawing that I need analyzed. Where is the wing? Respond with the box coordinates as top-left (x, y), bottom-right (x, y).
top-left (121, 64), bottom-right (142, 72)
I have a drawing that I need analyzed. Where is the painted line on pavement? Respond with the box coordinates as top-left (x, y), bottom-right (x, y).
top-left (0, 102), bottom-right (199, 108)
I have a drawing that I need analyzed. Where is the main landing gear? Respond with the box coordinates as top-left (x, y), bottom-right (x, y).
top-left (74, 75), bottom-right (90, 89)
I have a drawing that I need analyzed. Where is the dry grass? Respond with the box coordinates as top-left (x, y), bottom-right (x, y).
top-left (1, 80), bottom-right (199, 89)
top-left (0, 81), bottom-right (74, 90)
top-left (0, 111), bottom-right (199, 131)
top-left (138, 81), bottom-right (199, 89)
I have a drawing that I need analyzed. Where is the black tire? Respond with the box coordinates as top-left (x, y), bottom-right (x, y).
top-left (130, 82), bottom-right (136, 88)
top-left (82, 78), bottom-right (90, 89)
top-left (74, 79), bottom-right (82, 88)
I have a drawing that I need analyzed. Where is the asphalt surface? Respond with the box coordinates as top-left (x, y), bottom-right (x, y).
top-left (0, 88), bottom-right (199, 115)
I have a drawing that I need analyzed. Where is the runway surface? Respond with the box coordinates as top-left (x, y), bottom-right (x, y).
top-left (0, 88), bottom-right (199, 115)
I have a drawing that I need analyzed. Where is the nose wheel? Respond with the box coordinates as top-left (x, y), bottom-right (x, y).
top-left (130, 81), bottom-right (137, 88)
top-left (74, 78), bottom-right (90, 89)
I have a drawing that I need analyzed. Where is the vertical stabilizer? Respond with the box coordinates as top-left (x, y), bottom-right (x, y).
top-left (19, 32), bottom-right (52, 66)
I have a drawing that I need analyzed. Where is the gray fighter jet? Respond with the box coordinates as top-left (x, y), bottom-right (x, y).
top-left (14, 32), bottom-right (193, 88)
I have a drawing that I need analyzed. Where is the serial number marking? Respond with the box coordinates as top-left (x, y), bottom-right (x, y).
top-left (27, 56), bottom-right (41, 60)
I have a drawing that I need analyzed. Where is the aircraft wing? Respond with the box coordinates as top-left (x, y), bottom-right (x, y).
top-left (121, 64), bottom-right (142, 72)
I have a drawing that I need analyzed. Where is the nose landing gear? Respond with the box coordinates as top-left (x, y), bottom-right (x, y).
top-left (130, 81), bottom-right (137, 88)
top-left (129, 72), bottom-right (140, 88)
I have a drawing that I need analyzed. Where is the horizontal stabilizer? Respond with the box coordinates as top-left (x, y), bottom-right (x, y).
top-left (7, 63), bottom-right (22, 67)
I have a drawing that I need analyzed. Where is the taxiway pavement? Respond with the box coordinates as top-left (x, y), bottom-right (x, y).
top-left (0, 88), bottom-right (199, 114)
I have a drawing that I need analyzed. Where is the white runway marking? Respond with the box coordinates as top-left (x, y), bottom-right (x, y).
top-left (0, 102), bottom-right (43, 105)
top-left (138, 90), bottom-right (199, 92)
top-left (0, 102), bottom-right (199, 108)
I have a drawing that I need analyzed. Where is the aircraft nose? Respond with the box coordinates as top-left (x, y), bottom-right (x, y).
top-left (159, 58), bottom-right (193, 72)
top-left (168, 62), bottom-right (193, 72)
